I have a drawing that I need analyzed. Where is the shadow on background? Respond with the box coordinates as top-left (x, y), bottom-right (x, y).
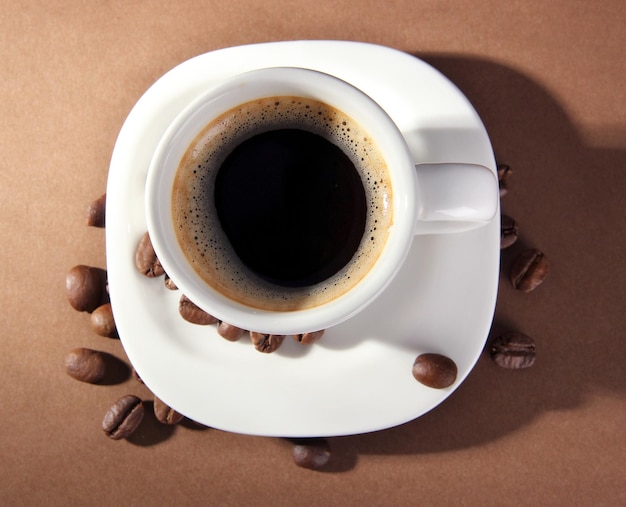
top-left (321, 53), bottom-right (626, 469)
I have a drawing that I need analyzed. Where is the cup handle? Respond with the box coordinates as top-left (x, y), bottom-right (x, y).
top-left (414, 162), bottom-right (499, 235)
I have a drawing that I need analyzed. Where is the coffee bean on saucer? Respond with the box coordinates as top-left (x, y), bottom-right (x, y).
top-left (66, 265), bottom-right (108, 313)
top-left (135, 232), bottom-right (165, 277)
top-left (500, 215), bottom-right (519, 249)
top-left (86, 193), bottom-right (106, 227)
top-left (292, 330), bottom-right (324, 345)
top-left (510, 248), bottom-right (548, 292)
top-left (412, 353), bottom-right (458, 389)
top-left (164, 273), bottom-right (178, 290)
top-left (217, 321), bottom-right (246, 341)
top-left (179, 294), bottom-right (218, 325)
top-left (65, 347), bottom-right (107, 383)
top-left (292, 438), bottom-right (331, 470)
top-left (153, 396), bottom-right (184, 425)
top-left (102, 395), bottom-right (144, 440)
top-left (497, 163), bottom-right (512, 198)
top-left (490, 332), bottom-right (536, 369)
top-left (249, 332), bottom-right (285, 353)
top-left (90, 303), bottom-right (118, 338)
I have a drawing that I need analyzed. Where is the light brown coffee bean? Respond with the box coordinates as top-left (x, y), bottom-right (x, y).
top-left (292, 330), bottom-right (324, 345)
top-left (66, 265), bottom-right (108, 313)
top-left (250, 332), bottom-right (285, 353)
top-left (497, 163), bottom-right (512, 198)
top-left (490, 332), bottom-right (536, 369)
top-left (500, 215), bottom-right (519, 249)
top-left (135, 232), bottom-right (165, 277)
top-left (510, 248), bottom-right (548, 292)
top-left (86, 193), bottom-right (106, 227)
top-left (412, 353), bottom-right (457, 389)
top-left (153, 396), bottom-right (184, 425)
top-left (102, 395), bottom-right (144, 440)
top-left (164, 273), bottom-right (178, 290)
top-left (179, 294), bottom-right (218, 325)
top-left (292, 438), bottom-right (331, 470)
top-left (90, 303), bottom-right (117, 338)
top-left (65, 347), bottom-right (107, 383)
top-left (217, 321), bottom-right (246, 341)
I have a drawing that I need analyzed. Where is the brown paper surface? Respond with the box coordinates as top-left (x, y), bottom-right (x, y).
top-left (1, 1), bottom-right (624, 505)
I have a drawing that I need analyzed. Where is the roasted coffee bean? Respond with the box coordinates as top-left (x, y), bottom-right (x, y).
top-left (292, 330), bottom-right (324, 344)
top-left (217, 321), bottom-right (246, 341)
top-left (65, 347), bottom-right (107, 383)
top-left (102, 395), bottom-right (144, 440)
top-left (510, 248), bottom-right (548, 292)
top-left (132, 368), bottom-right (144, 384)
top-left (500, 215), bottom-right (519, 249)
top-left (497, 163), bottom-right (512, 198)
top-left (66, 265), bottom-right (108, 313)
top-left (490, 332), bottom-right (536, 369)
top-left (179, 294), bottom-right (218, 325)
top-left (90, 303), bottom-right (117, 338)
top-left (164, 273), bottom-right (178, 290)
top-left (86, 193), bottom-right (106, 227)
top-left (135, 232), bottom-right (165, 277)
top-left (412, 353), bottom-right (457, 389)
top-left (153, 396), bottom-right (185, 425)
top-left (250, 332), bottom-right (285, 353)
top-left (292, 438), bottom-right (331, 470)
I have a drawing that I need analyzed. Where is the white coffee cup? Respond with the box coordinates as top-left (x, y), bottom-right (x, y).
top-left (145, 67), bottom-right (498, 335)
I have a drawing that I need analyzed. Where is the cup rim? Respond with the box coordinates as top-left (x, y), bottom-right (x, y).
top-left (145, 67), bottom-right (417, 335)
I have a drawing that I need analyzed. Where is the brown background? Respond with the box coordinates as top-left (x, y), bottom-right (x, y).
top-left (1, 1), bottom-right (624, 505)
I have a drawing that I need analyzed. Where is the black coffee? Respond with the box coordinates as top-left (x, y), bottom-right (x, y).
top-left (172, 96), bottom-right (392, 311)
top-left (214, 128), bottom-right (367, 287)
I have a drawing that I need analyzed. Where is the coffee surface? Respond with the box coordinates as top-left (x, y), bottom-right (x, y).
top-left (172, 96), bottom-right (393, 311)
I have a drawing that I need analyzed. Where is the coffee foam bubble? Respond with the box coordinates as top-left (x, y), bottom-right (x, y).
top-left (172, 96), bottom-right (393, 311)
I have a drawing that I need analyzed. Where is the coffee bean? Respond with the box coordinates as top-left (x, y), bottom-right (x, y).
top-left (497, 163), bottom-right (512, 198)
top-left (412, 353), bottom-right (457, 389)
top-left (490, 332), bottom-right (536, 369)
top-left (102, 395), bottom-right (144, 440)
top-left (66, 265), bottom-right (108, 312)
top-left (250, 332), bottom-right (285, 353)
top-left (164, 273), bottom-right (178, 290)
top-left (292, 438), bottom-right (331, 470)
top-left (153, 396), bottom-right (184, 425)
top-left (500, 215), bottom-right (519, 249)
top-left (135, 232), bottom-right (165, 277)
top-left (65, 347), bottom-right (107, 383)
top-left (90, 303), bottom-right (117, 338)
top-left (179, 294), bottom-right (218, 325)
top-left (292, 330), bottom-right (324, 345)
top-left (86, 193), bottom-right (106, 227)
top-left (510, 248), bottom-right (548, 292)
top-left (217, 321), bottom-right (246, 341)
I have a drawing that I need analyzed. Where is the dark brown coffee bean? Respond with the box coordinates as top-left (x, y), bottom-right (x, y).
top-left (250, 332), bottom-right (285, 353)
top-left (66, 265), bottom-right (108, 312)
top-left (135, 232), bottom-right (165, 277)
top-left (164, 273), bottom-right (178, 290)
top-left (510, 248), bottom-right (548, 292)
top-left (292, 330), bottom-right (324, 344)
top-left (179, 294), bottom-right (218, 325)
top-left (292, 438), bottom-right (331, 470)
top-left (497, 163), bottom-right (512, 197)
top-left (412, 353), bottom-right (457, 389)
top-left (490, 332), bottom-right (536, 369)
top-left (65, 347), bottom-right (107, 383)
top-left (90, 303), bottom-right (117, 338)
top-left (500, 215), bottom-right (519, 249)
top-left (153, 396), bottom-right (185, 425)
top-left (86, 193), bottom-right (106, 227)
top-left (102, 395), bottom-right (144, 440)
top-left (217, 321), bottom-right (246, 341)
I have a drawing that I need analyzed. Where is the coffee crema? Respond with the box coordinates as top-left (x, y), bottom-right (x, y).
top-left (171, 96), bottom-right (393, 311)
